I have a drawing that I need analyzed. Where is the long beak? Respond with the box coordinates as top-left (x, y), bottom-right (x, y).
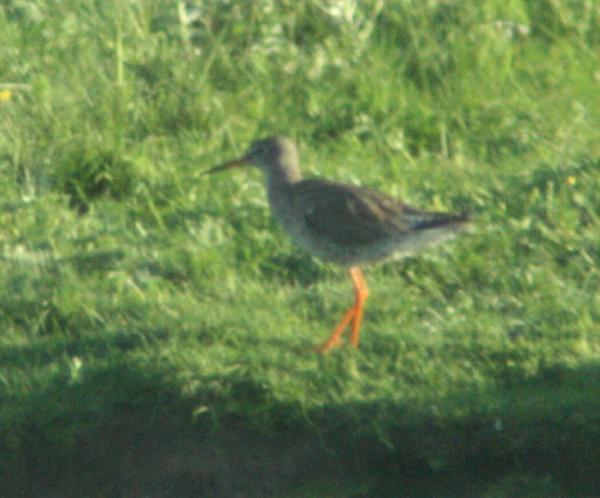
top-left (203, 157), bottom-right (249, 175)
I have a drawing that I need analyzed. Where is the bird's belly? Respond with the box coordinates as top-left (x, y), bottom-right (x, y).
top-left (278, 219), bottom-right (398, 265)
top-left (294, 234), bottom-right (406, 266)
top-left (284, 219), bottom-right (462, 266)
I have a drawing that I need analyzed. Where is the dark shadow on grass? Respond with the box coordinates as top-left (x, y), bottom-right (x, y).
top-left (0, 330), bottom-right (168, 368)
top-left (1, 355), bottom-right (599, 497)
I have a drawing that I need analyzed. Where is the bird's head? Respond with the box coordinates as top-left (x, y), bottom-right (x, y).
top-left (205, 136), bottom-right (300, 182)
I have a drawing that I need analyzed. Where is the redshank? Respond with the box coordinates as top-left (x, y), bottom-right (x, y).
top-left (205, 136), bottom-right (469, 352)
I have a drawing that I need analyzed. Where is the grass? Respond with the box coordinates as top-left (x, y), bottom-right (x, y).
top-left (1, 0), bottom-right (600, 496)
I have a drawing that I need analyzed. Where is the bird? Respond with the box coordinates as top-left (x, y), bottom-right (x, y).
top-left (205, 136), bottom-right (469, 352)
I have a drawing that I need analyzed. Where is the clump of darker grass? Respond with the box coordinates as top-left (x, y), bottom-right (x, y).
top-left (53, 148), bottom-right (134, 214)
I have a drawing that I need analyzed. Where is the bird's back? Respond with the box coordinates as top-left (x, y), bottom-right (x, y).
top-left (271, 178), bottom-right (469, 266)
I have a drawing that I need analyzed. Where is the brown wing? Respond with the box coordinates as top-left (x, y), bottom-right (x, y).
top-left (292, 179), bottom-right (414, 246)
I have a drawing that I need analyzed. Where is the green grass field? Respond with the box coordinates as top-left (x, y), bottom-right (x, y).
top-left (1, 1), bottom-right (599, 496)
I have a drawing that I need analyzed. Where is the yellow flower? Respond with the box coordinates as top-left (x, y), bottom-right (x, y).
top-left (0, 89), bottom-right (12, 102)
top-left (566, 176), bottom-right (576, 186)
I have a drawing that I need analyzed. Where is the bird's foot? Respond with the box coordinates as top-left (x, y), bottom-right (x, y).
top-left (314, 336), bottom-right (344, 353)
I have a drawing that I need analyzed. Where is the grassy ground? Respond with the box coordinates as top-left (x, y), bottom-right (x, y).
top-left (1, 1), bottom-right (600, 496)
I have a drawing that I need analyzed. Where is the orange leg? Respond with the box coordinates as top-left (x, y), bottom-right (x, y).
top-left (349, 267), bottom-right (369, 347)
top-left (316, 266), bottom-right (369, 353)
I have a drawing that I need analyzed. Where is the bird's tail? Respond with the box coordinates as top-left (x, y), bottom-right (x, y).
top-left (410, 210), bottom-right (470, 231)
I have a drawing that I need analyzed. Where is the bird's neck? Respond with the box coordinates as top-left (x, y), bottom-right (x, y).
top-left (265, 161), bottom-right (301, 226)
top-left (266, 160), bottom-right (302, 188)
